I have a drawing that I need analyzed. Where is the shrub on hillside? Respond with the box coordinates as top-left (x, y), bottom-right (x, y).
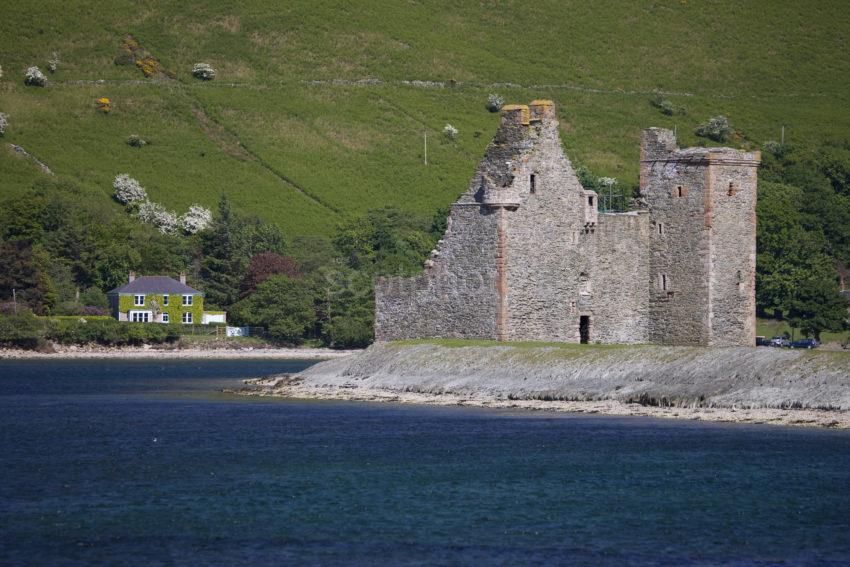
top-left (24, 66), bottom-right (46, 86)
top-left (179, 204), bottom-right (213, 234)
top-left (0, 112), bottom-right (7, 136)
top-left (126, 134), bottom-right (148, 148)
top-left (47, 52), bottom-right (60, 74)
top-left (113, 174), bottom-right (147, 204)
top-left (192, 63), bottom-right (216, 81)
top-left (137, 200), bottom-right (178, 235)
top-left (486, 93), bottom-right (504, 112)
top-left (0, 65), bottom-right (3, 79)
top-left (695, 115), bottom-right (733, 143)
top-left (762, 140), bottom-right (785, 157)
top-left (650, 92), bottom-right (685, 116)
top-left (443, 123), bottom-right (458, 140)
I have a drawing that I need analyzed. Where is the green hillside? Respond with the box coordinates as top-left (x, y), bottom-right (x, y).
top-left (2, 0), bottom-right (849, 237)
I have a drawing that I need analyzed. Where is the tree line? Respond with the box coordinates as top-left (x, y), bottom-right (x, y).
top-left (0, 180), bottom-right (444, 348)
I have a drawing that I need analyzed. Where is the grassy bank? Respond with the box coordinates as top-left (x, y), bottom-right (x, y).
top-left (2, 0), bottom-right (849, 236)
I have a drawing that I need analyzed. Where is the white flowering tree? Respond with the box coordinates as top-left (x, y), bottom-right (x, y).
top-left (192, 63), bottom-right (216, 81)
top-left (113, 174), bottom-right (148, 204)
top-left (443, 123), bottom-right (459, 140)
top-left (137, 200), bottom-right (178, 234)
top-left (24, 66), bottom-right (46, 86)
top-left (180, 204), bottom-right (213, 234)
top-left (0, 113), bottom-right (7, 136)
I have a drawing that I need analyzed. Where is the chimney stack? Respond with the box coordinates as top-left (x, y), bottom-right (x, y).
top-left (129, 271), bottom-right (136, 283)
top-left (179, 272), bottom-right (187, 285)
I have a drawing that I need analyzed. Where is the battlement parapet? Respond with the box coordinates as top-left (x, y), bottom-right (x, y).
top-left (500, 104), bottom-right (530, 126)
top-left (640, 128), bottom-right (760, 166)
top-left (500, 100), bottom-right (557, 126)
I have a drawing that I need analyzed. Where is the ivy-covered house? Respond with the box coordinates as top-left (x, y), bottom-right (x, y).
top-left (107, 272), bottom-right (225, 325)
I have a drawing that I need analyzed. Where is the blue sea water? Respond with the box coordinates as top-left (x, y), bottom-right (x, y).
top-left (1, 359), bottom-right (849, 566)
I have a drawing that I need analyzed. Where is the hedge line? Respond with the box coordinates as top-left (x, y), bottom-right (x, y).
top-left (0, 312), bottom-right (181, 349)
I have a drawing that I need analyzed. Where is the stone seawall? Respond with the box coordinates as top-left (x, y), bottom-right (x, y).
top-left (252, 343), bottom-right (850, 426)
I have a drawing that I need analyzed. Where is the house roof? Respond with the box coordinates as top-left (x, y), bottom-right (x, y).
top-left (107, 276), bottom-right (202, 295)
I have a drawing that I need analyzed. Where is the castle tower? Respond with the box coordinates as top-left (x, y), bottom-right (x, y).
top-left (640, 128), bottom-right (760, 346)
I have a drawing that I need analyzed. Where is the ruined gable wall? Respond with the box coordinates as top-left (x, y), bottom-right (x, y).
top-left (504, 119), bottom-right (590, 342)
top-left (592, 212), bottom-right (651, 343)
top-left (374, 204), bottom-right (499, 341)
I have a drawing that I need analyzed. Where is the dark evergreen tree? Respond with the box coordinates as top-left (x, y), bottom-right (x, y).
top-left (200, 195), bottom-right (288, 308)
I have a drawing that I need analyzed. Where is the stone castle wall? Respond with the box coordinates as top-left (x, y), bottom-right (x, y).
top-left (707, 155), bottom-right (759, 346)
top-left (503, 112), bottom-right (591, 342)
top-left (640, 129), bottom-right (759, 346)
top-left (374, 103), bottom-right (758, 346)
top-left (374, 205), bottom-right (500, 341)
top-left (592, 212), bottom-right (652, 343)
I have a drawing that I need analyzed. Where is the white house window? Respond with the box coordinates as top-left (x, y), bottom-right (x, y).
top-left (134, 294), bottom-right (145, 306)
top-left (163, 294), bottom-right (169, 306)
top-left (182, 312), bottom-right (193, 324)
top-left (130, 311), bottom-right (151, 322)
top-left (162, 313), bottom-right (169, 324)
top-left (182, 294), bottom-right (193, 306)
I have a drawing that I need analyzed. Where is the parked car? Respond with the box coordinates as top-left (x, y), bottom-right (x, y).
top-left (790, 338), bottom-right (819, 349)
top-left (770, 336), bottom-right (791, 347)
top-left (755, 336), bottom-right (771, 346)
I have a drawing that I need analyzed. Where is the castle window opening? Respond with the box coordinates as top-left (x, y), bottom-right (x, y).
top-left (676, 186), bottom-right (684, 198)
top-left (661, 274), bottom-right (669, 291)
top-left (579, 272), bottom-right (591, 293)
top-left (588, 195), bottom-right (594, 207)
top-left (530, 174), bottom-right (536, 194)
top-left (728, 182), bottom-right (737, 196)
top-left (658, 222), bottom-right (664, 235)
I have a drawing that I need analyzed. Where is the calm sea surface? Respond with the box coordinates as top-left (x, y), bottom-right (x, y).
top-left (1, 359), bottom-right (849, 566)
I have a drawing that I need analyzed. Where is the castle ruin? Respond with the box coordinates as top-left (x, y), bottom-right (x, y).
top-left (375, 101), bottom-right (759, 346)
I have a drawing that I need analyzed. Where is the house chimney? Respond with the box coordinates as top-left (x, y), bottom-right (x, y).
top-left (129, 271), bottom-right (136, 283)
top-left (179, 272), bottom-right (187, 285)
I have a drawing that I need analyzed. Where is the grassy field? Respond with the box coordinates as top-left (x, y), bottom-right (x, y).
top-left (2, 1), bottom-right (849, 237)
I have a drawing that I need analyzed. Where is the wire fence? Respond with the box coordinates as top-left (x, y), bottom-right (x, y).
top-left (180, 325), bottom-right (265, 337)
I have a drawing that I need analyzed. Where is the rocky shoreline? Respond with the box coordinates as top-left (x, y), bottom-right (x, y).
top-left (240, 342), bottom-right (850, 428)
top-left (0, 345), bottom-right (359, 360)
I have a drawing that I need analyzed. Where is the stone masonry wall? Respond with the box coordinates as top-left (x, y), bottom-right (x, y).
top-left (504, 113), bottom-right (592, 342)
top-left (592, 212), bottom-right (651, 343)
top-left (641, 129), bottom-right (759, 346)
top-left (708, 154), bottom-right (759, 345)
top-left (374, 204), bottom-right (499, 340)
